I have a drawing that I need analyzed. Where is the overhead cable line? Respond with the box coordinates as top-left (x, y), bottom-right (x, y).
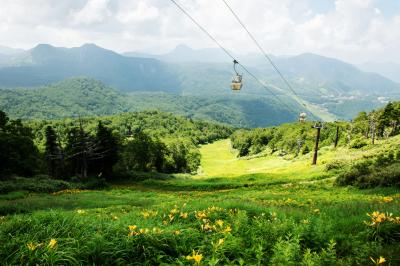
top-left (169, 0), bottom-right (298, 114)
top-left (222, 0), bottom-right (307, 108)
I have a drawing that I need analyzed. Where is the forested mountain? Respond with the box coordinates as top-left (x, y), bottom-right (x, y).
top-left (1, 43), bottom-right (399, 124)
top-left (0, 78), bottom-right (132, 119)
top-left (0, 44), bottom-right (179, 92)
top-left (0, 77), bottom-right (300, 127)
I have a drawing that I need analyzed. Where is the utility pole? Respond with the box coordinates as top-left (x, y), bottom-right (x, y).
top-left (312, 122), bottom-right (323, 165)
top-left (296, 138), bottom-right (303, 156)
top-left (334, 124), bottom-right (340, 148)
top-left (347, 120), bottom-right (353, 144)
top-left (369, 113), bottom-right (376, 145)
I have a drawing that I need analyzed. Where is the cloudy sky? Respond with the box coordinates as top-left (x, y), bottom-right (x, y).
top-left (1, 0), bottom-right (399, 63)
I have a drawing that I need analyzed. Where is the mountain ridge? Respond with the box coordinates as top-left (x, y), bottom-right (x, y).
top-left (0, 43), bottom-right (399, 123)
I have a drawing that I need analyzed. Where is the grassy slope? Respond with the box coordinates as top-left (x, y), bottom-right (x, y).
top-left (1, 138), bottom-right (400, 264)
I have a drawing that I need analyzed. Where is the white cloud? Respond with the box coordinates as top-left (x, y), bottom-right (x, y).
top-left (71, 0), bottom-right (111, 25)
top-left (116, 1), bottom-right (159, 24)
top-left (0, 0), bottom-right (399, 63)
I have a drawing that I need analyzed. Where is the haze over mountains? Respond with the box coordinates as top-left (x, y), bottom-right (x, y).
top-left (359, 61), bottom-right (400, 83)
top-left (0, 43), bottom-right (399, 126)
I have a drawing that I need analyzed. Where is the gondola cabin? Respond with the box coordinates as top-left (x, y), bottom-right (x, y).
top-left (231, 74), bottom-right (243, 90)
top-left (230, 59), bottom-right (243, 91)
top-left (298, 112), bottom-right (307, 122)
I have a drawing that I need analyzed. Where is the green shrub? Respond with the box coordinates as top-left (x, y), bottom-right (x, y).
top-left (349, 137), bottom-right (368, 149)
top-left (0, 177), bottom-right (73, 194)
top-left (270, 236), bottom-right (301, 265)
top-left (374, 152), bottom-right (396, 167)
top-left (325, 160), bottom-right (348, 171)
top-left (336, 160), bottom-right (400, 188)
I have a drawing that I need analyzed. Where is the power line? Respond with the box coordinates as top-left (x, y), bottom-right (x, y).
top-left (169, 0), bottom-right (298, 114)
top-left (222, 0), bottom-right (306, 108)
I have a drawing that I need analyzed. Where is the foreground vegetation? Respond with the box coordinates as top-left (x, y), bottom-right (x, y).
top-left (1, 136), bottom-right (400, 265)
top-left (1, 101), bottom-right (400, 264)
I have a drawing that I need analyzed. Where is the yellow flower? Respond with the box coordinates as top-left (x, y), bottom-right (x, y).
top-left (152, 227), bottom-right (163, 234)
top-left (215, 219), bottom-right (224, 227)
top-left (76, 209), bottom-right (86, 214)
top-left (365, 211), bottom-right (393, 227)
top-left (48, 239), bottom-right (57, 249)
top-left (201, 222), bottom-right (215, 232)
top-left (141, 210), bottom-right (158, 218)
top-left (211, 238), bottom-right (225, 249)
top-left (173, 230), bottom-right (181, 235)
top-left (111, 215), bottom-right (118, 220)
top-left (208, 206), bottom-right (223, 212)
top-left (382, 197), bottom-right (393, 203)
top-left (370, 256), bottom-right (386, 265)
top-left (52, 189), bottom-right (88, 195)
top-left (180, 212), bottom-right (188, 219)
top-left (186, 250), bottom-right (203, 265)
top-left (139, 228), bottom-right (149, 234)
top-left (27, 242), bottom-right (38, 251)
top-left (222, 225), bottom-right (232, 233)
top-left (128, 225), bottom-right (137, 231)
top-left (195, 211), bottom-right (207, 220)
top-left (170, 208), bottom-right (179, 214)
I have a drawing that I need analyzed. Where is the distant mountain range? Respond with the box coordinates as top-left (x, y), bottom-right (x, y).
top-left (0, 45), bottom-right (24, 56)
top-left (125, 45), bottom-right (400, 96)
top-left (0, 43), bottom-right (399, 125)
top-left (124, 44), bottom-right (231, 63)
top-left (359, 61), bottom-right (400, 83)
top-left (0, 44), bottom-right (179, 92)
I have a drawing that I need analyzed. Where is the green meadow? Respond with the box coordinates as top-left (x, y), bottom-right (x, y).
top-left (1, 138), bottom-right (400, 265)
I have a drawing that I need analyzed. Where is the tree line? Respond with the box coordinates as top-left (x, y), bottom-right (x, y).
top-left (231, 101), bottom-right (400, 157)
top-left (0, 110), bottom-right (233, 180)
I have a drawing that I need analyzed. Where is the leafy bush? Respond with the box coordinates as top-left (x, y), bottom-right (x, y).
top-left (336, 156), bottom-right (400, 188)
top-left (0, 176), bottom-right (73, 194)
top-left (349, 137), bottom-right (368, 149)
top-left (325, 160), bottom-right (348, 171)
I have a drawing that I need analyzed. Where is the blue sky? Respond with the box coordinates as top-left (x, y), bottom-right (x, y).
top-left (0, 0), bottom-right (399, 63)
top-left (308, 0), bottom-right (335, 14)
top-left (375, 0), bottom-right (400, 17)
top-left (309, 0), bottom-right (400, 17)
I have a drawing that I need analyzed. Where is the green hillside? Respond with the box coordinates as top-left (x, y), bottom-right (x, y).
top-left (0, 77), bottom-right (132, 119)
top-left (0, 77), bottom-right (302, 127)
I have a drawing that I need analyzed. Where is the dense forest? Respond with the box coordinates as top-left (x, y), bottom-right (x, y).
top-left (0, 110), bottom-right (233, 181)
top-left (231, 101), bottom-right (400, 157)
